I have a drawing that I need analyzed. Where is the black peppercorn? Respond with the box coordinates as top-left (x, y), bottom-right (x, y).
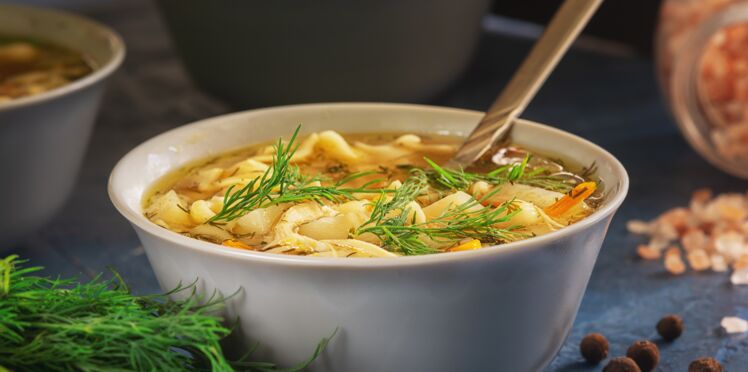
top-left (657, 314), bottom-right (684, 341)
top-left (580, 332), bottom-right (609, 364)
top-left (603, 357), bottom-right (642, 372)
top-left (626, 340), bottom-right (660, 372)
top-left (688, 357), bottom-right (724, 372)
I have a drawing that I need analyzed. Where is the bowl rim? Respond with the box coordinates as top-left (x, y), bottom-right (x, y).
top-left (109, 102), bottom-right (629, 268)
top-left (0, 3), bottom-right (126, 113)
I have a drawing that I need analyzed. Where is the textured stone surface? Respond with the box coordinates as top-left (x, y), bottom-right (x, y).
top-left (4, 0), bottom-right (748, 370)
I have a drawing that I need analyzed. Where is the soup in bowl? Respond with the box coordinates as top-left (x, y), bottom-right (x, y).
top-left (144, 128), bottom-right (600, 257)
top-left (109, 103), bottom-right (628, 371)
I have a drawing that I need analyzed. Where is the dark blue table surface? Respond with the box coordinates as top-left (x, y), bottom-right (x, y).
top-left (6, 0), bottom-right (748, 370)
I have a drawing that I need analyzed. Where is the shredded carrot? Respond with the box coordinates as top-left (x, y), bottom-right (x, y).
top-left (448, 239), bottom-right (482, 252)
top-left (222, 239), bottom-right (252, 250)
top-left (544, 181), bottom-right (597, 217)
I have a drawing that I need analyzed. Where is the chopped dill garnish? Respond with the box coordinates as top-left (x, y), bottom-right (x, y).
top-left (209, 126), bottom-right (302, 222)
top-left (0, 255), bottom-right (332, 371)
top-left (207, 126), bottom-right (586, 255)
top-left (210, 127), bottom-right (390, 223)
top-left (363, 169), bottom-right (429, 228)
top-left (356, 179), bottom-right (524, 255)
top-left (423, 158), bottom-right (472, 190)
top-left (354, 170), bottom-right (434, 255)
top-left (421, 155), bottom-right (574, 193)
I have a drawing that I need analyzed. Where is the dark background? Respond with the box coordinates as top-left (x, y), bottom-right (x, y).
top-left (24, 0), bottom-right (666, 55)
top-left (494, 0), bottom-right (662, 54)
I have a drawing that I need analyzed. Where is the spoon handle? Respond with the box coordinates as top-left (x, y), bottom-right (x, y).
top-left (450, 0), bottom-right (603, 167)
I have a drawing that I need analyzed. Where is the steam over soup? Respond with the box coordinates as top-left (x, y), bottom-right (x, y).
top-left (144, 128), bottom-right (601, 257)
top-left (0, 36), bottom-right (92, 102)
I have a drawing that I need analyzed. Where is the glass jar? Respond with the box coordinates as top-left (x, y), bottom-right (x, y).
top-left (656, 0), bottom-right (748, 178)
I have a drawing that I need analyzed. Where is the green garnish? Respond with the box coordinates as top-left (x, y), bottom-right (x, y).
top-left (354, 170), bottom-right (434, 255)
top-left (208, 127), bottom-right (582, 255)
top-left (423, 158), bottom-right (472, 190)
top-left (422, 155), bottom-right (573, 193)
top-left (0, 255), bottom-right (331, 371)
top-left (356, 175), bottom-right (523, 255)
top-left (210, 126), bottom-right (303, 222)
top-left (210, 127), bottom-right (390, 223)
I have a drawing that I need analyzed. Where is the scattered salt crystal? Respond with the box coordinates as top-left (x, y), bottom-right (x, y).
top-left (691, 188), bottom-right (713, 213)
top-left (707, 194), bottom-right (748, 223)
top-left (732, 255), bottom-right (748, 270)
top-left (664, 247), bottom-right (686, 275)
top-left (687, 249), bottom-right (711, 271)
top-left (649, 235), bottom-right (671, 251)
top-left (721, 316), bottom-right (748, 334)
top-left (653, 222), bottom-right (680, 241)
top-left (711, 254), bottom-right (728, 272)
top-left (628, 186), bottom-right (748, 279)
top-left (730, 268), bottom-right (748, 285)
top-left (658, 207), bottom-right (693, 234)
top-left (637, 244), bottom-right (661, 260)
top-left (682, 229), bottom-right (708, 251)
top-left (627, 220), bottom-right (652, 235)
top-left (714, 232), bottom-right (746, 260)
top-left (649, 223), bottom-right (679, 251)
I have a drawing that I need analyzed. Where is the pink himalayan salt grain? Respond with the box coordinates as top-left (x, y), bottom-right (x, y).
top-left (627, 220), bottom-right (652, 235)
top-left (654, 220), bottom-right (680, 240)
top-left (730, 268), bottom-right (748, 285)
top-left (732, 255), bottom-right (748, 270)
top-left (710, 220), bottom-right (743, 237)
top-left (657, 207), bottom-right (693, 235)
top-left (703, 194), bottom-right (748, 223)
top-left (687, 249), bottom-right (711, 271)
top-left (711, 254), bottom-right (728, 272)
top-left (665, 247), bottom-right (687, 275)
top-left (648, 222), bottom-right (680, 251)
top-left (682, 229), bottom-right (708, 251)
top-left (691, 188), bottom-right (713, 209)
top-left (713, 232), bottom-right (746, 260)
top-left (649, 235), bottom-right (673, 252)
top-left (720, 316), bottom-right (748, 334)
top-left (629, 187), bottom-right (748, 275)
top-left (637, 244), bottom-right (662, 260)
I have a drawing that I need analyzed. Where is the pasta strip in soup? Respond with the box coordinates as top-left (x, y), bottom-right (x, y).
top-left (144, 128), bottom-right (601, 257)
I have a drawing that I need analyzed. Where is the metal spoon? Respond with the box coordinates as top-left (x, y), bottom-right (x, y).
top-left (449, 0), bottom-right (604, 168)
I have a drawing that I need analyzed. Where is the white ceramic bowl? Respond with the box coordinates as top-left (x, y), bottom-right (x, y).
top-left (109, 103), bottom-right (628, 372)
top-left (0, 4), bottom-right (124, 246)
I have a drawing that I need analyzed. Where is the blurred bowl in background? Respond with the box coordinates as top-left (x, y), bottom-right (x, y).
top-left (0, 4), bottom-right (124, 246)
top-left (155, 0), bottom-right (490, 108)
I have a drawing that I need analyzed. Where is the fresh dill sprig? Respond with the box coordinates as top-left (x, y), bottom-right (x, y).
top-left (489, 154), bottom-right (530, 181)
top-left (363, 169), bottom-right (429, 227)
top-left (210, 126), bottom-right (302, 222)
top-left (421, 155), bottom-right (574, 193)
top-left (421, 158), bottom-right (478, 191)
top-left (0, 255), bottom-right (331, 372)
top-left (207, 129), bottom-right (572, 254)
top-left (356, 175), bottom-right (523, 255)
top-left (355, 170), bottom-right (434, 255)
top-left (210, 127), bottom-right (391, 223)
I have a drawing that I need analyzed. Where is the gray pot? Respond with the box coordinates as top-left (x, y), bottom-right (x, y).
top-left (156, 0), bottom-right (490, 107)
top-left (0, 4), bottom-right (124, 246)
